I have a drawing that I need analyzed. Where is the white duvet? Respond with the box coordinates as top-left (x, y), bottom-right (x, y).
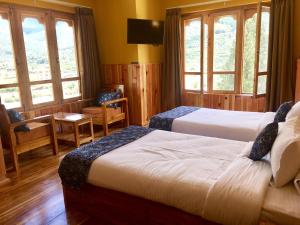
top-left (172, 108), bottom-right (275, 142)
top-left (87, 130), bottom-right (272, 225)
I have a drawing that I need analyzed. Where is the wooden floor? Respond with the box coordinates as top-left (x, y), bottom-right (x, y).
top-left (0, 129), bottom-right (118, 225)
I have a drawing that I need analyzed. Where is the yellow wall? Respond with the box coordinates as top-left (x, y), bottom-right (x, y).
top-left (136, 0), bottom-right (163, 64)
top-left (94, 0), bottom-right (138, 64)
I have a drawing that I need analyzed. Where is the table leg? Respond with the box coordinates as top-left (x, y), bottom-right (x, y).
top-left (90, 119), bottom-right (94, 142)
top-left (74, 123), bottom-right (80, 147)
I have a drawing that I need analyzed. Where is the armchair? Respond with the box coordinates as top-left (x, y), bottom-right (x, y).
top-left (0, 102), bottom-right (58, 175)
top-left (82, 85), bottom-right (129, 136)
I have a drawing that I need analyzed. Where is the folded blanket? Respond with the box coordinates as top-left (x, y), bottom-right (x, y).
top-left (149, 106), bottom-right (199, 131)
top-left (202, 143), bottom-right (272, 225)
top-left (58, 126), bottom-right (154, 189)
top-left (295, 171), bottom-right (300, 195)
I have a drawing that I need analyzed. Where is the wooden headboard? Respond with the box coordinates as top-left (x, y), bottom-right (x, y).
top-left (296, 59), bottom-right (300, 101)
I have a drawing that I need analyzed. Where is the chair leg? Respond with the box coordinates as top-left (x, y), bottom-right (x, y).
top-left (10, 147), bottom-right (20, 176)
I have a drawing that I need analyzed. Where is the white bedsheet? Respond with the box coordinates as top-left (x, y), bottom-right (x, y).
top-left (172, 108), bottom-right (275, 142)
top-left (261, 184), bottom-right (300, 225)
top-left (87, 130), bottom-right (274, 225)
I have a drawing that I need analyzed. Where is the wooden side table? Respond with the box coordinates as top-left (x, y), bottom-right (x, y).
top-left (54, 112), bottom-right (94, 147)
top-left (0, 138), bottom-right (10, 186)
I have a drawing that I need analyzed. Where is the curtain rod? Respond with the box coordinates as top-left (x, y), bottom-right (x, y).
top-left (166, 0), bottom-right (231, 9)
top-left (37, 0), bottom-right (91, 8)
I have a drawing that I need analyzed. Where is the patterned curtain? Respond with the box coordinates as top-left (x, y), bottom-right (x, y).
top-left (161, 8), bottom-right (182, 111)
top-left (265, 0), bottom-right (295, 111)
top-left (76, 8), bottom-right (102, 99)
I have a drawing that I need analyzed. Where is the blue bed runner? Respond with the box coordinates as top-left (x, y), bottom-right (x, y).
top-left (58, 126), bottom-right (154, 189)
top-left (149, 106), bottom-right (199, 131)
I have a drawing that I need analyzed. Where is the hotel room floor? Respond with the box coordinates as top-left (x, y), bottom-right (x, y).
top-left (0, 127), bottom-right (124, 225)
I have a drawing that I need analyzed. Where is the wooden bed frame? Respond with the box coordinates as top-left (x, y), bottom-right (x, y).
top-left (63, 184), bottom-right (276, 225)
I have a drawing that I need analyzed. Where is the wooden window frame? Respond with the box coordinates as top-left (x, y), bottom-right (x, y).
top-left (0, 8), bottom-right (23, 110)
top-left (0, 4), bottom-right (81, 111)
top-left (181, 15), bottom-right (204, 93)
top-left (181, 4), bottom-right (270, 96)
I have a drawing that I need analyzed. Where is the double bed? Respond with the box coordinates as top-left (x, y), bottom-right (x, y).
top-left (59, 126), bottom-right (300, 225)
top-left (149, 106), bottom-right (275, 142)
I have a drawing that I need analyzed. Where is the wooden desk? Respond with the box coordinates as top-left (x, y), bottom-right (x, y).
top-left (54, 112), bottom-right (94, 147)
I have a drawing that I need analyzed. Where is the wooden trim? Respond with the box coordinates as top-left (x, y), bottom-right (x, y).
top-left (296, 59), bottom-right (300, 101)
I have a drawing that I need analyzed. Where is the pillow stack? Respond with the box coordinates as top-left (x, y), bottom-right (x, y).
top-left (249, 101), bottom-right (300, 194)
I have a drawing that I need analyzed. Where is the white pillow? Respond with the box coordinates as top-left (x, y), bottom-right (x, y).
top-left (286, 101), bottom-right (300, 120)
top-left (271, 118), bottom-right (300, 187)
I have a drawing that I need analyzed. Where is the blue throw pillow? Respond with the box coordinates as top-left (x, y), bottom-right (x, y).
top-left (96, 90), bottom-right (122, 108)
top-left (7, 109), bottom-right (30, 132)
top-left (249, 122), bottom-right (278, 161)
top-left (274, 101), bottom-right (294, 123)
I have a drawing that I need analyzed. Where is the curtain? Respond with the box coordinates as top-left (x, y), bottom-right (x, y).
top-left (76, 8), bottom-right (102, 99)
top-left (265, 0), bottom-right (295, 111)
top-left (161, 8), bottom-right (182, 111)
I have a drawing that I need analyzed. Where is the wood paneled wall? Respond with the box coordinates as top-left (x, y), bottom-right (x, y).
top-left (182, 92), bottom-right (266, 112)
top-left (295, 59), bottom-right (300, 102)
top-left (101, 64), bottom-right (161, 125)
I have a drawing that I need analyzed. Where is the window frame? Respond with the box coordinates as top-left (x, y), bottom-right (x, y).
top-left (181, 4), bottom-right (270, 96)
top-left (181, 15), bottom-right (204, 93)
top-left (0, 8), bottom-right (22, 110)
top-left (0, 3), bottom-right (81, 111)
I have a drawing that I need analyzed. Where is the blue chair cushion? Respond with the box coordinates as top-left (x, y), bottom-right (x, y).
top-left (7, 109), bottom-right (30, 132)
top-left (249, 122), bottom-right (278, 161)
top-left (96, 90), bottom-right (122, 108)
top-left (274, 101), bottom-right (294, 123)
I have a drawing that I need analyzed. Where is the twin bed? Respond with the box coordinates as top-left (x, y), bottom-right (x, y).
top-left (59, 106), bottom-right (300, 225)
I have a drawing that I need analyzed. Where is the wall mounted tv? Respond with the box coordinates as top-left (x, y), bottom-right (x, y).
top-left (127, 18), bottom-right (164, 45)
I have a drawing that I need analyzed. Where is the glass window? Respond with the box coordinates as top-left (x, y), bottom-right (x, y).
top-left (22, 17), bottom-right (51, 82)
top-left (242, 12), bottom-right (257, 94)
top-left (257, 75), bottom-right (267, 95)
top-left (184, 19), bottom-right (201, 72)
top-left (0, 14), bottom-right (21, 109)
top-left (0, 87), bottom-right (21, 109)
top-left (213, 74), bottom-right (235, 91)
top-left (259, 9), bottom-right (270, 72)
top-left (56, 20), bottom-right (79, 78)
top-left (30, 83), bottom-right (54, 104)
top-left (62, 80), bottom-right (80, 99)
top-left (185, 75), bottom-right (201, 91)
top-left (213, 15), bottom-right (237, 72)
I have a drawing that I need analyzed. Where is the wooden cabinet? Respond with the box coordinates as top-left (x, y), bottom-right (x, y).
top-left (102, 64), bottom-right (161, 126)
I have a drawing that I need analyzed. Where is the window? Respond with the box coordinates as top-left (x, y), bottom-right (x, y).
top-left (0, 6), bottom-right (81, 110)
top-left (55, 19), bottom-right (80, 99)
top-left (182, 4), bottom-right (270, 95)
top-left (0, 12), bottom-right (21, 109)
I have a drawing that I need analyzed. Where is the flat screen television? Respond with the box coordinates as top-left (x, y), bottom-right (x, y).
top-left (127, 18), bottom-right (164, 45)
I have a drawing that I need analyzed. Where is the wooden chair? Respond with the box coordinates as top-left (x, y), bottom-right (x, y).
top-left (0, 101), bottom-right (58, 175)
top-left (82, 85), bottom-right (129, 136)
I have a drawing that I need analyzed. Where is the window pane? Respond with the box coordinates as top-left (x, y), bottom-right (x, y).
top-left (31, 83), bottom-right (54, 104)
top-left (62, 80), bottom-right (80, 99)
top-left (22, 17), bottom-right (51, 81)
top-left (56, 20), bottom-right (79, 78)
top-left (185, 75), bottom-right (201, 91)
top-left (259, 10), bottom-right (270, 72)
top-left (213, 15), bottom-right (237, 72)
top-left (257, 75), bottom-right (267, 95)
top-left (242, 13), bottom-right (257, 94)
top-left (0, 15), bottom-right (18, 84)
top-left (184, 19), bottom-right (201, 72)
top-left (213, 74), bottom-right (235, 91)
top-left (0, 87), bottom-right (21, 109)
top-left (203, 23), bottom-right (208, 92)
